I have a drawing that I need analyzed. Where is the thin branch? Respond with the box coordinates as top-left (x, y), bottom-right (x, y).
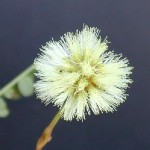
top-left (36, 109), bottom-right (62, 150)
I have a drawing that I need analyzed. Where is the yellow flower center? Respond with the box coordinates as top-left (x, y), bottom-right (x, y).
top-left (60, 55), bottom-right (103, 96)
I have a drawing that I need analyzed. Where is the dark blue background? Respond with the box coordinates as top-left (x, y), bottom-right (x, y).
top-left (0, 0), bottom-right (150, 150)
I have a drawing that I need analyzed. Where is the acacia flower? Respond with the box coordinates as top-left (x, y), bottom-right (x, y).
top-left (34, 25), bottom-right (133, 121)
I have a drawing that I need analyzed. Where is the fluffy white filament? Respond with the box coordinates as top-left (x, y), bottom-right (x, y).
top-left (34, 25), bottom-right (133, 121)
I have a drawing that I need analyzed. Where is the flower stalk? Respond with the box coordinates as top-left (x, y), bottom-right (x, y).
top-left (36, 109), bottom-right (62, 150)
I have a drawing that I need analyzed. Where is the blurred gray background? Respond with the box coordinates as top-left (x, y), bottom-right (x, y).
top-left (0, 0), bottom-right (150, 150)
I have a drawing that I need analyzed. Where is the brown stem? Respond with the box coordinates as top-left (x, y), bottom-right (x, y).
top-left (35, 110), bottom-right (61, 150)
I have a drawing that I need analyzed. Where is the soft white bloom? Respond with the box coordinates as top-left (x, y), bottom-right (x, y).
top-left (34, 25), bottom-right (133, 121)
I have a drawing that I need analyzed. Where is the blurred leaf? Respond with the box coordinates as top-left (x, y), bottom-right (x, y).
top-left (0, 98), bottom-right (9, 118)
top-left (4, 86), bottom-right (21, 100)
top-left (17, 75), bottom-right (34, 97)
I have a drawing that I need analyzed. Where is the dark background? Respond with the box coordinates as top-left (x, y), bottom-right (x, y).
top-left (0, 0), bottom-right (150, 150)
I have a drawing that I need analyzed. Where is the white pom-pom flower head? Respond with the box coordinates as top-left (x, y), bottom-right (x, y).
top-left (34, 25), bottom-right (133, 121)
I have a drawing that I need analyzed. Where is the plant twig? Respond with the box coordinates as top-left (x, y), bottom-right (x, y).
top-left (36, 109), bottom-right (62, 150)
